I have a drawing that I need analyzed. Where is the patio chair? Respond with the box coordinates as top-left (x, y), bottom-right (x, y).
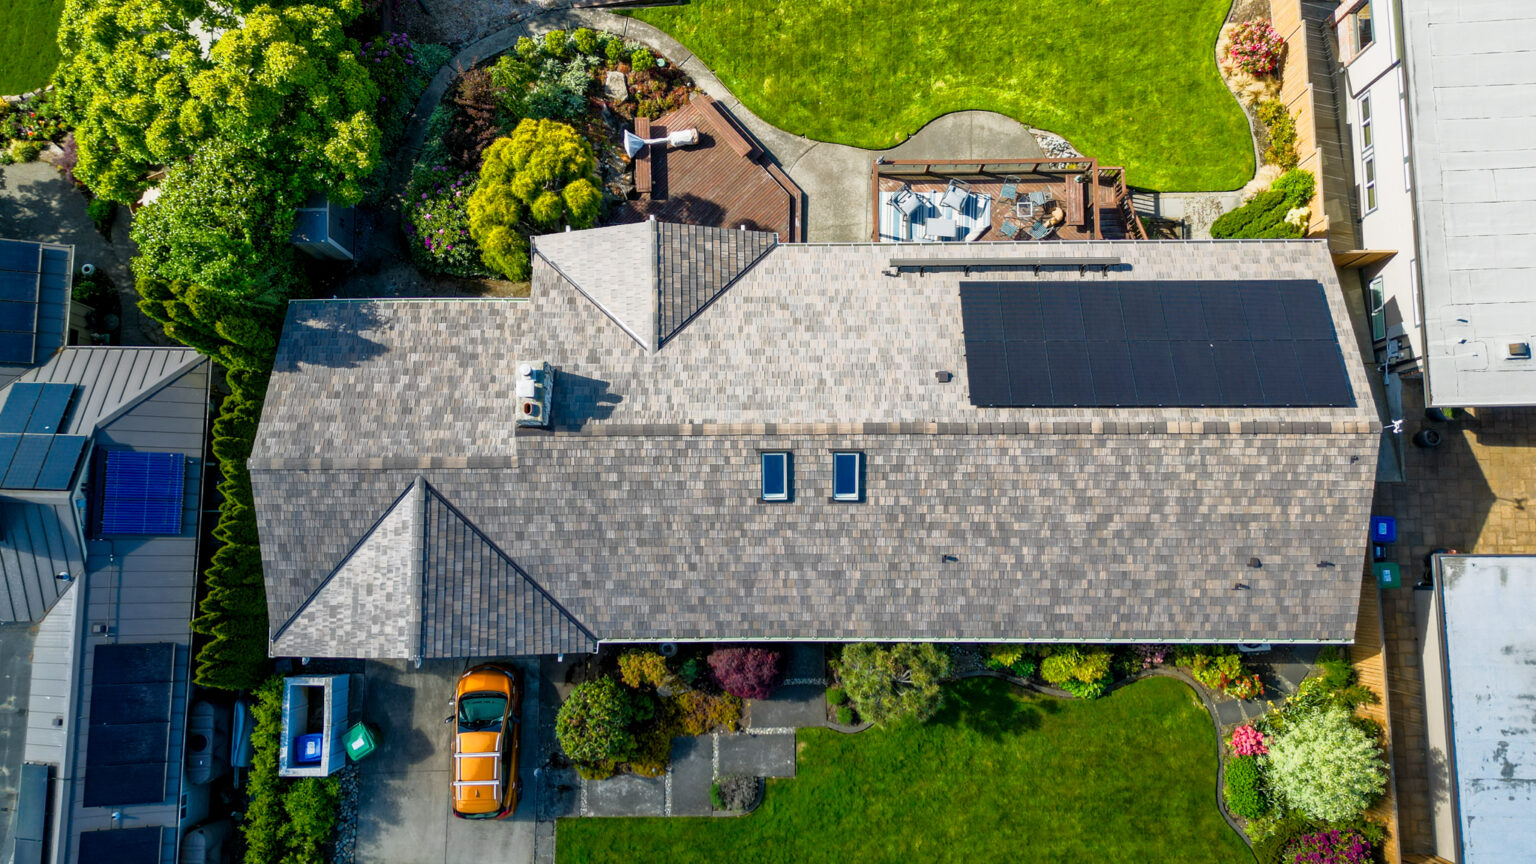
top-left (892, 184), bottom-right (922, 220)
top-left (1027, 220), bottom-right (1055, 240)
top-left (940, 178), bottom-right (972, 212)
top-left (999, 219), bottom-right (1022, 240)
top-left (1028, 190), bottom-right (1049, 208)
top-left (999, 175), bottom-right (1023, 203)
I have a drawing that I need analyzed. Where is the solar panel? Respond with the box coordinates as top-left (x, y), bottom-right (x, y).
top-left (84, 643), bottom-right (174, 808)
top-left (2, 434), bottom-right (50, 488)
top-left (100, 451), bottom-right (187, 535)
top-left (35, 434), bottom-right (86, 489)
top-left (0, 240), bottom-right (35, 272)
top-left (78, 827), bottom-right (165, 864)
top-left (0, 384), bottom-right (41, 433)
top-left (0, 433), bottom-right (87, 490)
top-left (0, 241), bottom-right (45, 366)
top-left (25, 384), bottom-right (74, 434)
top-left (958, 281), bottom-right (1354, 408)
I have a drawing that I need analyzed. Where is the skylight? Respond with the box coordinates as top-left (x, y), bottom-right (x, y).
top-left (832, 452), bottom-right (862, 502)
top-left (761, 452), bottom-right (790, 501)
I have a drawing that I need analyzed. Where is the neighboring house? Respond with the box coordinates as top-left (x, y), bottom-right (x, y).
top-left (5, 348), bottom-right (212, 864)
top-left (1417, 555), bottom-right (1536, 864)
top-left (250, 223), bottom-right (1379, 661)
top-left (1331, 0), bottom-right (1536, 406)
top-left (0, 239), bottom-right (78, 389)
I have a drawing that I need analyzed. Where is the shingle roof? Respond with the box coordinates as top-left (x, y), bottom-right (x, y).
top-left (253, 233), bottom-right (1381, 654)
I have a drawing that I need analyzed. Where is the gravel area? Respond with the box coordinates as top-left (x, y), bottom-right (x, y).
top-left (331, 763), bottom-right (362, 864)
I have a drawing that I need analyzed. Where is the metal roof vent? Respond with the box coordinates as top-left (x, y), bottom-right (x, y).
top-left (516, 362), bottom-right (553, 428)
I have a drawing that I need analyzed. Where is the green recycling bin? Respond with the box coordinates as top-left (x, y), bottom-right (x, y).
top-left (343, 722), bottom-right (379, 762)
top-left (1373, 562), bottom-right (1401, 589)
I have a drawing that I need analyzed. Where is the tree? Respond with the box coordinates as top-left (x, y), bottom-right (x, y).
top-left (840, 643), bottom-right (951, 726)
top-left (1263, 704), bottom-right (1387, 821)
top-left (706, 647), bottom-right (782, 700)
top-left (467, 119), bottom-right (601, 279)
top-left (556, 677), bottom-right (636, 765)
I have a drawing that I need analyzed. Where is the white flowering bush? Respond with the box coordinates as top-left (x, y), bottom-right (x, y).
top-left (1284, 206), bottom-right (1311, 230)
top-left (1263, 704), bottom-right (1387, 821)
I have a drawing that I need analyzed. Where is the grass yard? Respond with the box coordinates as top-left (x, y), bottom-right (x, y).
top-left (0, 0), bottom-right (64, 94)
top-left (632, 0), bottom-right (1252, 191)
top-left (557, 677), bottom-right (1255, 864)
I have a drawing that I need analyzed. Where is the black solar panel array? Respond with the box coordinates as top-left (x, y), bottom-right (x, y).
top-left (78, 827), bottom-right (165, 864)
top-left (84, 643), bottom-right (175, 808)
top-left (0, 240), bottom-right (46, 365)
top-left (0, 383), bottom-right (76, 434)
top-left (959, 281), bottom-right (1354, 408)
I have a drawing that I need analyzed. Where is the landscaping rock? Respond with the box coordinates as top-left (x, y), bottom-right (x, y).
top-left (604, 70), bottom-right (628, 102)
top-left (1030, 127), bottom-right (1082, 159)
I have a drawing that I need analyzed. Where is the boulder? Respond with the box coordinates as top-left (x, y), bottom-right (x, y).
top-left (604, 70), bottom-right (627, 102)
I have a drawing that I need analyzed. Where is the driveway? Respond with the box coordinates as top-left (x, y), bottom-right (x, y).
top-left (354, 658), bottom-right (541, 864)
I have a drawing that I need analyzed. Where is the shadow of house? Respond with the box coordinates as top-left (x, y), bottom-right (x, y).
top-left (271, 302), bottom-right (390, 373)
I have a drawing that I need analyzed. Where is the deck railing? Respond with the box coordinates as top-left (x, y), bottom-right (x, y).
top-left (1095, 167), bottom-right (1147, 240)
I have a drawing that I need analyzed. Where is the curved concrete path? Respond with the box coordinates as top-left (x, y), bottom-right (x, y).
top-left (404, 7), bottom-right (1043, 242)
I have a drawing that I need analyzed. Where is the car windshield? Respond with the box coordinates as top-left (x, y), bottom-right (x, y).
top-left (457, 693), bottom-right (506, 731)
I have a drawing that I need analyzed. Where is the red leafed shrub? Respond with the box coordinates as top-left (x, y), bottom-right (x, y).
top-left (707, 646), bottom-right (783, 700)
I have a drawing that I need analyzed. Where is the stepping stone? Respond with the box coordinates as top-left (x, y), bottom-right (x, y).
top-left (1213, 699), bottom-right (1248, 728)
top-left (747, 685), bottom-right (826, 729)
top-left (584, 772), bottom-right (666, 817)
top-left (717, 732), bottom-right (795, 778)
top-left (669, 736), bottom-right (714, 816)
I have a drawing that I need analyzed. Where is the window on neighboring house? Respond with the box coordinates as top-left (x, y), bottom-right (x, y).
top-left (761, 451), bottom-right (790, 501)
top-left (1359, 94), bottom-right (1373, 152)
top-left (1355, 1), bottom-right (1374, 51)
top-left (1368, 276), bottom-right (1387, 342)
top-left (1362, 156), bottom-right (1377, 213)
top-left (832, 451), bottom-right (863, 502)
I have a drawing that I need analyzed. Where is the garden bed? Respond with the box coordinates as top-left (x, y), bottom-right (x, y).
top-left (402, 27), bottom-right (697, 284)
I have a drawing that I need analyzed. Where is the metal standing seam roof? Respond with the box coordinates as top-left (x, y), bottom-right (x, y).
top-left (252, 232), bottom-right (1381, 654)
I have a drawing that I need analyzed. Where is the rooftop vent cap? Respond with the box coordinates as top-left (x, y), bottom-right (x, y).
top-left (1507, 342), bottom-right (1532, 360)
top-left (935, 371), bottom-right (953, 383)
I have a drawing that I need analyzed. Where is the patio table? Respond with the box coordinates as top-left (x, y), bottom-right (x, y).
top-left (925, 217), bottom-right (958, 240)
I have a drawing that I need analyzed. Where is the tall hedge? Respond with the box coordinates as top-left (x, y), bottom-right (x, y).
top-left (1210, 169), bottom-right (1315, 239)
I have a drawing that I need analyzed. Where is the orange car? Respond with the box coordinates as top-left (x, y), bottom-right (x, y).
top-left (451, 664), bottom-right (522, 820)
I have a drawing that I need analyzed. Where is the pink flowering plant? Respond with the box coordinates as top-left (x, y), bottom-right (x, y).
top-left (1230, 723), bottom-right (1268, 756)
top-left (402, 166), bottom-right (484, 277)
top-left (1132, 644), bottom-right (1171, 669)
top-left (1228, 20), bottom-right (1286, 77)
top-left (1285, 829), bottom-right (1372, 864)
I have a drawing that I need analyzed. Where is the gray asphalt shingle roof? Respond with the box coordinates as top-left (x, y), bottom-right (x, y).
top-left (253, 232), bottom-right (1380, 658)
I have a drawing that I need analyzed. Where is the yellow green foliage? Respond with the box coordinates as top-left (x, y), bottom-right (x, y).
top-left (1039, 646), bottom-right (1113, 686)
top-left (467, 119), bottom-right (602, 279)
top-left (618, 651), bottom-right (674, 689)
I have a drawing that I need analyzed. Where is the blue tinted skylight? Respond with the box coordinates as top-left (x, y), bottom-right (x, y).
top-left (833, 452), bottom-right (862, 501)
top-left (761, 452), bottom-right (789, 501)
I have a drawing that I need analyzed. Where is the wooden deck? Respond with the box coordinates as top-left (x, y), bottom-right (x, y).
top-left (613, 97), bottom-right (801, 241)
top-left (873, 162), bottom-right (1145, 242)
top-left (1352, 572), bottom-right (1404, 864)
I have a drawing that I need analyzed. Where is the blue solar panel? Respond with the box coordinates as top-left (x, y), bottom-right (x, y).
top-left (100, 451), bottom-right (186, 535)
top-left (2, 434), bottom-right (50, 488)
top-left (0, 433), bottom-right (87, 490)
top-left (0, 384), bottom-right (41, 433)
top-left (25, 384), bottom-right (74, 434)
top-left (36, 435), bottom-right (86, 490)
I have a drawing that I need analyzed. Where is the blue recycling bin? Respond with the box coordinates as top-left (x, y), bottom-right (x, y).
top-left (295, 733), bottom-right (324, 765)
top-left (1369, 516), bottom-right (1397, 544)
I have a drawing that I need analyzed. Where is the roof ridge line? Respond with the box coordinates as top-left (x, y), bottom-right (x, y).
top-left (420, 482), bottom-right (599, 646)
top-left (531, 231), bottom-right (653, 352)
top-left (269, 478), bottom-right (420, 642)
top-left (655, 225), bottom-right (779, 349)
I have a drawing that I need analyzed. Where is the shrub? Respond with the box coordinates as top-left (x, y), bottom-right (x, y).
top-left (668, 689), bottom-right (741, 735)
top-left (840, 642), bottom-right (951, 725)
top-left (1271, 168), bottom-right (1316, 207)
top-left (281, 777), bottom-right (341, 864)
top-left (1224, 755), bottom-right (1269, 819)
top-left (556, 677), bottom-right (636, 765)
top-left (515, 35), bottom-right (539, 62)
top-left (542, 30), bottom-right (568, 57)
top-left (10, 141), bottom-right (41, 162)
top-left (1039, 646), bottom-right (1113, 692)
top-left (1228, 20), bottom-right (1286, 77)
top-left (572, 27), bottom-right (600, 56)
top-left (85, 197), bottom-right (115, 234)
top-left (466, 120), bottom-right (601, 279)
top-left (707, 646), bottom-right (783, 700)
top-left (443, 68), bottom-right (504, 167)
top-left (1313, 646), bottom-right (1355, 692)
top-left (711, 775), bottom-right (757, 811)
top-left (825, 686), bottom-right (848, 706)
top-left (605, 38), bottom-right (627, 63)
top-left (836, 706), bottom-right (855, 725)
top-left (403, 167), bottom-right (482, 277)
top-left (241, 677), bottom-right (341, 864)
top-left (618, 650), bottom-right (674, 689)
top-left (1182, 648), bottom-right (1264, 700)
top-left (1210, 170), bottom-right (1314, 239)
top-left (676, 656), bottom-right (705, 686)
top-left (631, 47), bottom-right (656, 70)
top-left (1265, 704), bottom-right (1387, 821)
top-left (1132, 644), bottom-right (1171, 669)
top-left (1283, 829), bottom-right (1373, 864)
top-left (1232, 724), bottom-right (1269, 756)
top-left (1257, 100), bottom-right (1299, 170)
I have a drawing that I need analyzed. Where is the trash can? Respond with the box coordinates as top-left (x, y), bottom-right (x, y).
top-left (1373, 562), bottom-right (1402, 589)
top-left (294, 733), bottom-right (324, 765)
top-left (343, 722), bottom-right (379, 762)
top-left (1369, 516), bottom-right (1397, 544)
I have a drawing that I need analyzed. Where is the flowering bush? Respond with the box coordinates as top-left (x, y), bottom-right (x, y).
top-left (1228, 20), bottom-right (1286, 77)
top-left (359, 32), bottom-right (418, 101)
top-left (402, 166), bottom-right (482, 277)
top-left (1231, 724), bottom-right (1268, 756)
top-left (1284, 829), bottom-right (1373, 864)
top-left (1181, 648), bottom-right (1264, 700)
top-left (1264, 704), bottom-right (1387, 821)
top-left (1132, 644), bottom-right (1171, 669)
top-left (707, 646), bottom-right (783, 700)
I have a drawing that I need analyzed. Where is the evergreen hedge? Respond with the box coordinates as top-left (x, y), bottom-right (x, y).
top-left (1210, 169), bottom-right (1315, 239)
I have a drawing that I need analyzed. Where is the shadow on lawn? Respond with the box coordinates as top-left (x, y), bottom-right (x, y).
top-left (929, 678), bottom-right (1058, 741)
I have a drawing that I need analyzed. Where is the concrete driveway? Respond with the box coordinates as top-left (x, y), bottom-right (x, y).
top-left (354, 658), bottom-right (541, 864)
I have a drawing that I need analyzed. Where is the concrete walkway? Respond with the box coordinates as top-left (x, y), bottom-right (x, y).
top-left (401, 8), bottom-right (1044, 242)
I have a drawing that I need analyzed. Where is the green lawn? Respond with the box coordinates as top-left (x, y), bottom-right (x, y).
top-left (557, 677), bottom-right (1255, 864)
top-left (0, 0), bottom-right (64, 94)
top-left (632, 0), bottom-right (1252, 191)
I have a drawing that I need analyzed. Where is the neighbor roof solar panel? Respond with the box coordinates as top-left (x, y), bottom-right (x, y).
top-left (0, 241), bottom-right (40, 365)
top-left (100, 451), bottom-right (186, 535)
top-left (959, 281), bottom-right (1354, 408)
top-left (84, 643), bottom-right (175, 808)
top-left (0, 433), bottom-right (87, 490)
top-left (78, 827), bottom-right (165, 864)
top-left (0, 383), bottom-right (75, 434)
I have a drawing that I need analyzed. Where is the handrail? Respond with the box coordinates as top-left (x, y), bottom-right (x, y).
top-left (1096, 167), bottom-right (1148, 240)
